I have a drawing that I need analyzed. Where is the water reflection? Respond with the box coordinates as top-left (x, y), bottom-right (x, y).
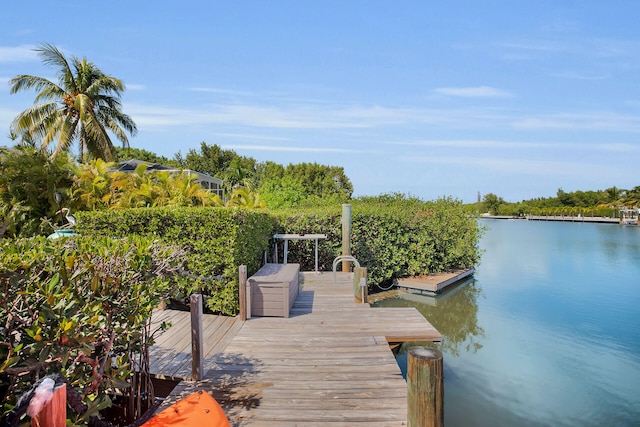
top-left (372, 277), bottom-right (485, 358)
top-left (372, 220), bottom-right (640, 426)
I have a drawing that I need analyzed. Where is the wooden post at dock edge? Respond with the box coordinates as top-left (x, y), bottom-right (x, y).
top-left (353, 267), bottom-right (367, 303)
top-left (341, 204), bottom-right (352, 272)
top-left (239, 265), bottom-right (248, 321)
top-left (190, 294), bottom-right (204, 381)
top-left (407, 347), bottom-right (444, 427)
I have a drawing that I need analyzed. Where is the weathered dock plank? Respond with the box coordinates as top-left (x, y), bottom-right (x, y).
top-left (149, 310), bottom-right (242, 380)
top-left (396, 267), bottom-right (475, 294)
top-left (152, 271), bottom-right (440, 425)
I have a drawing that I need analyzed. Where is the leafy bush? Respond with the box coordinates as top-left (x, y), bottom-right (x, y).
top-left (76, 207), bottom-right (276, 315)
top-left (0, 146), bottom-right (75, 238)
top-left (0, 236), bottom-right (184, 423)
top-left (273, 196), bottom-right (482, 288)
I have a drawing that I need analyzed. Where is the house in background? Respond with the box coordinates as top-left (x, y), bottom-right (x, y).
top-left (117, 159), bottom-right (224, 199)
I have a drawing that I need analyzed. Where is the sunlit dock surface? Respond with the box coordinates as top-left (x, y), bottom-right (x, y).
top-left (150, 271), bottom-right (440, 426)
top-left (395, 268), bottom-right (475, 294)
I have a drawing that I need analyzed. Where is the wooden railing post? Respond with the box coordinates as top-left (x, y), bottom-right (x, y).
top-left (190, 294), bottom-right (204, 381)
top-left (239, 265), bottom-right (248, 321)
top-left (407, 347), bottom-right (444, 427)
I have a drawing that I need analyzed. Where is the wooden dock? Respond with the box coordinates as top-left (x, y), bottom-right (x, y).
top-left (149, 271), bottom-right (441, 426)
top-left (396, 268), bottom-right (474, 294)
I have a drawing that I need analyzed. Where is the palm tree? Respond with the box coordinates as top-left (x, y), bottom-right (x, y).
top-left (225, 187), bottom-right (266, 209)
top-left (9, 43), bottom-right (137, 161)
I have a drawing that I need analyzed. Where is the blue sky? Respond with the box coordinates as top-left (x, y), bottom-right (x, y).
top-left (1, 1), bottom-right (639, 203)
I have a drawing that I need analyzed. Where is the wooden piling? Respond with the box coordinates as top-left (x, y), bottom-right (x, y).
top-left (190, 294), bottom-right (204, 381)
top-left (341, 204), bottom-right (352, 272)
top-left (239, 265), bottom-right (248, 321)
top-left (407, 347), bottom-right (444, 427)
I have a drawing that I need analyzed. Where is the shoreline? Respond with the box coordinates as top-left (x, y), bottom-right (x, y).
top-left (481, 214), bottom-right (620, 224)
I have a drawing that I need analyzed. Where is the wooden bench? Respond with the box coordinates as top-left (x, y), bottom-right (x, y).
top-left (247, 263), bottom-right (300, 318)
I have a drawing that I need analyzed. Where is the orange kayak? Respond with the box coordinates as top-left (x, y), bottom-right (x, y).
top-left (142, 391), bottom-right (230, 427)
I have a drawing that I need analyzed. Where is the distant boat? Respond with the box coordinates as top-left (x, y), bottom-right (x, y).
top-left (619, 208), bottom-right (639, 226)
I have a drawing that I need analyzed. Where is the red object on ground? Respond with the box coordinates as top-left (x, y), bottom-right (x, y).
top-left (142, 391), bottom-right (230, 427)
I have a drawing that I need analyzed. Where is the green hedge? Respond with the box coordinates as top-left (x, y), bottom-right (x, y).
top-left (76, 207), bottom-right (276, 315)
top-left (273, 197), bottom-right (482, 288)
top-left (75, 199), bottom-right (481, 308)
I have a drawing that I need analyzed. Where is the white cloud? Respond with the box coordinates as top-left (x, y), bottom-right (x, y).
top-left (389, 139), bottom-right (640, 153)
top-left (0, 45), bottom-right (37, 63)
top-left (221, 144), bottom-right (363, 154)
top-left (434, 86), bottom-right (513, 98)
top-left (512, 112), bottom-right (640, 133)
top-left (126, 102), bottom-right (427, 131)
top-left (401, 155), bottom-right (593, 177)
top-left (126, 84), bottom-right (145, 91)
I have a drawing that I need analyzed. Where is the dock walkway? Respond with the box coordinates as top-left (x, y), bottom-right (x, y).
top-left (150, 271), bottom-right (440, 426)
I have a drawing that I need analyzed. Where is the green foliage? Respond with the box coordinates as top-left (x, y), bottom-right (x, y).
top-left (174, 143), bottom-right (353, 207)
top-left (225, 187), bottom-right (266, 209)
top-left (0, 146), bottom-right (75, 238)
top-left (76, 207), bottom-right (276, 315)
top-left (177, 142), bottom-right (259, 194)
top-left (475, 185), bottom-right (640, 217)
top-left (258, 164), bottom-right (352, 209)
top-left (71, 159), bottom-right (223, 211)
top-left (283, 162), bottom-right (353, 199)
top-left (482, 193), bottom-right (504, 215)
top-left (0, 235), bottom-right (184, 421)
top-left (270, 206), bottom-right (343, 270)
top-left (258, 176), bottom-right (308, 209)
top-left (273, 195), bottom-right (482, 288)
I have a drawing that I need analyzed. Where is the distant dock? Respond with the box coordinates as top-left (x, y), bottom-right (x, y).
top-left (481, 214), bottom-right (619, 224)
top-left (396, 268), bottom-right (475, 294)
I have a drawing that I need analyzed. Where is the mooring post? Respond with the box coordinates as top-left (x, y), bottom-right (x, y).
top-left (407, 347), bottom-right (444, 427)
top-left (341, 203), bottom-right (352, 272)
top-left (239, 265), bottom-right (248, 321)
top-left (190, 294), bottom-right (204, 381)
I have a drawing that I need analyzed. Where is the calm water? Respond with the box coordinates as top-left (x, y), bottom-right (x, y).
top-left (373, 219), bottom-right (640, 426)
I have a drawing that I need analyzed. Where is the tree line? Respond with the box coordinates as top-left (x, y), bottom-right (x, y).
top-left (475, 186), bottom-right (640, 216)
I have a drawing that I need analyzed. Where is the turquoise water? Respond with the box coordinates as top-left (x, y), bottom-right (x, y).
top-left (374, 219), bottom-right (640, 426)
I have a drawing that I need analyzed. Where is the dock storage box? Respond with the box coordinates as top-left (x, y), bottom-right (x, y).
top-left (248, 263), bottom-right (300, 318)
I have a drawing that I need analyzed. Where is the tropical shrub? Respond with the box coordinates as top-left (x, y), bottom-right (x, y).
top-left (273, 195), bottom-right (482, 288)
top-left (0, 236), bottom-right (185, 423)
top-left (76, 207), bottom-right (276, 315)
top-left (72, 159), bottom-right (223, 210)
top-left (0, 146), bottom-right (75, 238)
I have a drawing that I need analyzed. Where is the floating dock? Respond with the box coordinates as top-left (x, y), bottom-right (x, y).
top-left (149, 271), bottom-right (441, 426)
top-left (525, 215), bottom-right (619, 224)
top-left (481, 214), bottom-right (619, 224)
top-left (395, 268), bottom-right (475, 294)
